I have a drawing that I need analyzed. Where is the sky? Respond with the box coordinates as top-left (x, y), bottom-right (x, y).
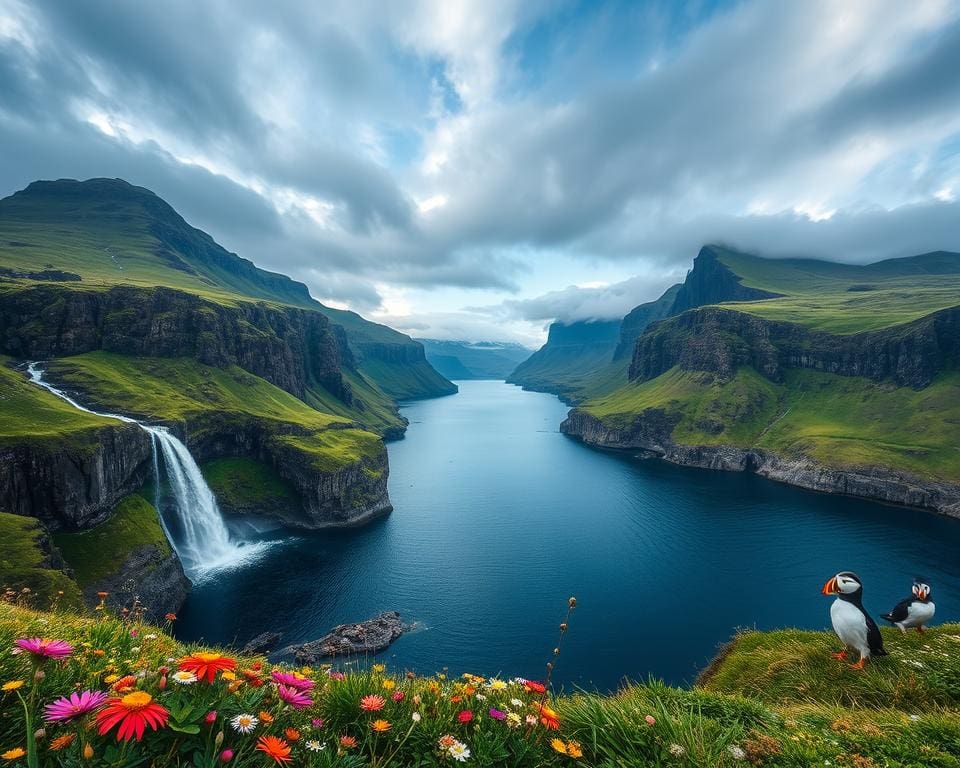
top-left (1, 0), bottom-right (959, 346)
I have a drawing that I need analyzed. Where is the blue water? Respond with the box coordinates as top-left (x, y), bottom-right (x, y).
top-left (177, 380), bottom-right (960, 691)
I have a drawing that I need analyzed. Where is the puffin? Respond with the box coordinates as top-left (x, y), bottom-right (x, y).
top-left (882, 580), bottom-right (935, 634)
top-left (821, 571), bottom-right (887, 669)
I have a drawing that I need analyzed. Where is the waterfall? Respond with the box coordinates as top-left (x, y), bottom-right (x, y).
top-left (26, 362), bottom-right (257, 577)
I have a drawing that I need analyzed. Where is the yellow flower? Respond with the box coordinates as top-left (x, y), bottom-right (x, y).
top-left (1, 681), bottom-right (24, 692)
top-left (221, 671), bottom-right (236, 681)
top-left (371, 719), bottom-right (391, 732)
top-left (103, 674), bottom-right (119, 684)
top-left (567, 741), bottom-right (583, 759)
top-left (371, 664), bottom-right (385, 673)
top-left (2, 748), bottom-right (26, 761)
top-left (550, 738), bottom-right (568, 755)
top-left (381, 679), bottom-right (396, 690)
top-left (300, 667), bottom-right (313, 675)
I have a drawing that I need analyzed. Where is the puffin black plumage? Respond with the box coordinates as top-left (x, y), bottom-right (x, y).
top-left (882, 580), bottom-right (935, 634)
top-left (821, 571), bottom-right (887, 669)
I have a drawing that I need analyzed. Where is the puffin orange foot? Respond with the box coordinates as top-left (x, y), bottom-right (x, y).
top-left (831, 651), bottom-right (848, 660)
top-left (849, 658), bottom-right (866, 671)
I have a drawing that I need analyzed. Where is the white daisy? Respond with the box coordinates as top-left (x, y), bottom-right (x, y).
top-left (448, 742), bottom-right (471, 762)
top-left (171, 671), bottom-right (197, 685)
top-left (412, 712), bottom-right (421, 722)
top-left (305, 740), bottom-right (324, 752)
top-left (230, 714), bottom-right (258, 733)
top-left (510, 698), bottom-right (523, 707)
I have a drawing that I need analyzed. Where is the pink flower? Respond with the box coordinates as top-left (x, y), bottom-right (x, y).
top-left (328, 671), bottom-right (345, 681)
top-left (488, 708), bottom-right (506, 720)
top-left (219, 749), bottom-right (234, 763)
top-left (271, 671), bottom-right (315, 691)
top-left (392, 691), bottom-right (405, 702)
top-left (644, 715), bottom-right (656, 725)
top-left (458, 710), bottom-right (474, 724)
top-left (15, 638), bottom-right (73, 661)
top-left (205, 711), bottom-right (218, 725)
top-left (311, 718), bottom-right (324, 728)
top-left (44, 691), bottom-right (108, 722)
top-left (277, 685), bottom-right (313, 710)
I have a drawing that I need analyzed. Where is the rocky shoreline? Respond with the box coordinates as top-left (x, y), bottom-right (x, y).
top-left (285, 611), bottom-right (407, 662)
top-left (560, 409), bottom-right (960, 518)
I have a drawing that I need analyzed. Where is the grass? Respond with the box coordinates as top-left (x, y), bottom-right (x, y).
top-left (709, 247), bottom-right (960, 333)
top-left (1, 602), bottom-right (959, 767)
top-left (0, 357), bottom-right (113, 449)
top-left (53, 496), bottom-right (171, 588)
top-left (583, 366), bottom-right (960, 484)
top-left (0, 513), bottom-right (82, 608)
top-left (355, 357), bottom-right (457, 401)
top-left (201, 458), bottom-right (300, 515)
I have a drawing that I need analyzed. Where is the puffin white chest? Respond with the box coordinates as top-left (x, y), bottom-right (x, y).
top-left (831, 599), bottom-right (869, 656)
top-left (905, 601), bottom-right (935, 627)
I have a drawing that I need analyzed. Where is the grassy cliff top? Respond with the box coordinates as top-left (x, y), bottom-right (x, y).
top-left (0, 601), bottom-right (957, 767)
top-left (0, 513), bottom-right (82, 608)
top-left (708, 246), bottom-right (960, 333)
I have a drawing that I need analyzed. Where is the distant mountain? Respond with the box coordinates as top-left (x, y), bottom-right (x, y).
top-left (0, 178), bottom-right (455, 402)
top-left (417, 339), bottom-right (532, 380)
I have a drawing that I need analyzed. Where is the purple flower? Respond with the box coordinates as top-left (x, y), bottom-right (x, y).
top-left (271, 671), bottom-right (315, 691)
top-left (311, 718), bottom-right (324, 728)
top-left (277, 685), bottom-right (313, 710)
top-left (488, 708), bottom-right (507, 721)
top-left (15, 638), bottom-right (73, 661)
top-left (328, 671), bottom-right (345, 681)
top-left (44, 691), bottom-right (108, 722)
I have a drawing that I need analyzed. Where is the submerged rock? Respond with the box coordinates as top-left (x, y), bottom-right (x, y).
top-left (241, 631), bottom-right (283, 655)
top-left (287, 611), bottom-right (405, 661)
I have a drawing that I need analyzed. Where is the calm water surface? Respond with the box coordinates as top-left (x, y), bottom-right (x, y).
top-left (178, 381), bottom-right (960, 690)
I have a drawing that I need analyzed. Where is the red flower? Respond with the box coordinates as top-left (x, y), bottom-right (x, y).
top-left (178, 652), bottom-right (236, 684)
top-left (360, 694), bottom-right (386, 712)
top-left (111, 675), bottom-right (137, 692)
top-left (535, 702), bottom-right (560, 730)
top-left (255, 735), bottom-right (292, 765)
top-left (458, 710), bottom-right (474, 724)
top-left (524, 680), bottom-right (546, 694)
top-left (95, 692), bottom-right (169, 742)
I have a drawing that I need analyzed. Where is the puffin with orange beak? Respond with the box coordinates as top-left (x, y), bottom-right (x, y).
top-left (821, 571), bottom-right (887, 670)
top-left (882, 580), bottom-right (935, 634)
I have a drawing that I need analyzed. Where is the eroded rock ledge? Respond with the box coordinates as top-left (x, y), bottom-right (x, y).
top-left (286, 611), bottom-right (407, 661)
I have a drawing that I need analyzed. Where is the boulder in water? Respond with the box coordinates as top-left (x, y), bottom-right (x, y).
top-left (286, 611), bottom-right (406, 661)
top-left (241, 631), bottom-right (283, 655)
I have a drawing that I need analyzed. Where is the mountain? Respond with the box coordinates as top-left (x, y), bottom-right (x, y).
top-left (562, 245), bottom-right (960, 516)
top-left (417, 339), bottom-right (531, 380)
top-left (0, 177), bottom-right (456, 615)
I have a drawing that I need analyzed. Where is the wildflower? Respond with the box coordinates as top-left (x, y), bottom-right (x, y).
top-left (524, 680), bottom-right (546, 694)
top-left (271, 671), bottom-right (314, 690)
top-left (382, 678), bottom-right (396, 690)
top-left (439, 735), bottom-right (457, 748)
top-left (551, 738), bottom-right (568, 754)
top-left (360, 694), bottom-right (386, 712)
top-left (2, 748), bottom-right (26, 761)
top-left (111, 675), bottom-right (137, 692)
top-left (49, 733), bottom-right (76, 751)
top-left (165, 613), bottom-right (177, 622)
top-left (536, 702), bottom-right (560, 730)
top-left (448, 742), bottom-right (471, 762)
top-left (83, 743), bottom-right (94, 760)
top-left (95, 692), bottom-right (170, 742)
top-left (230, 714), bottom-right (258, 734)
top-left (219, 749), bottom-right (234, 763)
top-left (103, 674), bottom-right (120, 685)
top-left (259, 711), bottom-right (274, 724)
top-left (221, 671), bottom-right (236, 681)
top-left (525, 714), bottom-right (538, 726)
top-left (669, 743), bottom-right (686, 757)
top-left (242, 669), bottom-right (264, 687)
top-left (311, 718), bottom-right (324, 728)
top-left (412, 712), bottom-right (422, 722)
top-left (487, 678), bottom-right (508, 691)
top-left (729, 745), bottom-right (747, 761)
top-left (205, 711), bottom-right (218, 725)
top-left (2, 681), bottom-right (24, 692)
top-left (339, 735), bottom-right (357, 749)
top-left (15, 638), bottom-right (73, 661)
top-left (284, 728), bottom-right (300, 741)
top-left (328, 671), bottom-right (345, 681)
top-left (372, 663), bottom-right (385, 673)
top-left (255, 735), bottom-right (292, 765)
top-left (44, 690), bottom-right (109, 722)
top-left (488, 708), bottom-right (506, 720)
top-left (506, 712), bottom-right (522, 728)
top-left (510, 698), bottom-right (523, 707)
top-left (567, 741), bottom-right (583, 759)
top-left (144, 634), bottom-right (157, 640)
top-left (371, 719), bottom-right (391, 732)
top-left (305, 740), bottom-right (324, 751)
top-left (171, 671), bottom-right (197, 685)
top-left (644, 715), bottom-right (656, 725)
top-left (458, 710), bottom-right (474, 723)
top-left (277, 685), bottom-right (312, 710)
top-left (475, 693), bottom-right (487, 702)
top-left (392, 690), bottom-right (405, 702)
top-left (178, 652), bottom-right (236, 684)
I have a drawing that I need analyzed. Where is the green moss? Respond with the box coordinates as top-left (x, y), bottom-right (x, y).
top-left (0, 512), bottom-right (82, 608)
top-left (53, 496), bottom-right (170, 588)
top-left (201, 458), bottom-right (298, 514)
top-left (272, 427), bottom-right (384, 473)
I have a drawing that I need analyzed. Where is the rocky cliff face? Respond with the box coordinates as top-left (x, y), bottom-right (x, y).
top-left (0, 285), bottom-right (351, 403)
top-left (560, 410), bottom-right (960, 517)
top-left (613, 284), bottom-right (681, 360)
top-left (0, 422), bottom-right (152, 531)
top-left (630, 305), bottom-right (960, 388)
top-left (668, 246), bottom-right (782, 314)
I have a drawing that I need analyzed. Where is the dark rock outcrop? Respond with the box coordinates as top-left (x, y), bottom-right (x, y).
top-left (630, 305), bottom-right (960, 389)
top-left (0, 285), bottom-right (351, 403)
top-left (668, 245), bottom-right (783, 315)
top-left (286, 611), bottom-right (406, 661)
top-left (241, 631), bottom-right (283, 655)
top-left (0, 422), bottom-right (152, 531)
top-left (613, 284), bottom-right (682, 360)
top-left (560, 410), bottom-right (960, 518)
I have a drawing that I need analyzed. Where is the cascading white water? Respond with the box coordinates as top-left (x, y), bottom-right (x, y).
top-left (26, 362), bottom-right (256, 576)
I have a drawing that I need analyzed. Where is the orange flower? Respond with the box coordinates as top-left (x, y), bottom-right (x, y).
top-left (111, 675), bottom-right (137, 692)
top-left (339, 735), bottom-right (357, 749)
top-left (178, 653), bottom-right (236, 684)
top-left (255, 735), bottom-right (292, 765)
top-left (463, 685), bottom-right (476, 696)
top-left (450, 695), bottom-right (462, 704)
top-left (567, 741), bottom-right (583, 759)
top-left (259, 711), bottom-right (274, 724)
top-left (360, 694), bottom-right (385, 712)
top-left (95, 692), bottom-right (169, 742)
top-left (49, 733), bottom-right (76, 751)
top-left (535, 702), bottom-right (560, 730)
top-left (371, 719), bottom-right (391, 732)
top-left (283, 728), bottom-right (300, 742)
top-left (165, 613), bottom-right (177, 622)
